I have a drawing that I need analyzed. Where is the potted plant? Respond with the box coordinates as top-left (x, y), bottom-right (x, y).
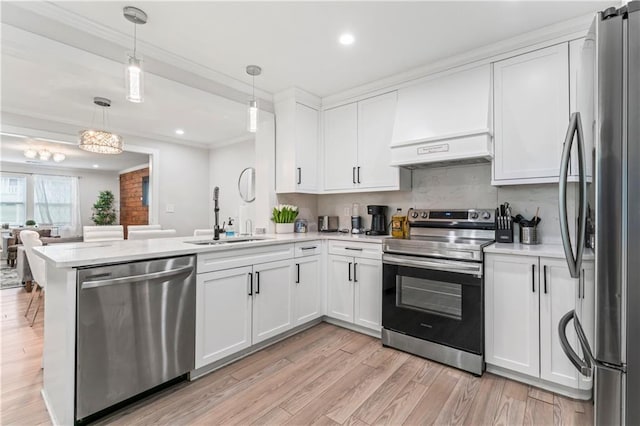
top-left (271, 204), bottom-right (299, 234)
top-left (25, 219), bottom-right (36, 227)
top-left (92, 190), bottom-right (117, 225)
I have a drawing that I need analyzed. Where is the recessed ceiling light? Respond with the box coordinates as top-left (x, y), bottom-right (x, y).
top-left (175, 129), bottom-right (184, 135)
top-left (93, 164), bottom-right (99, 168)
top-left (339, 33), bottom-right (355, 45)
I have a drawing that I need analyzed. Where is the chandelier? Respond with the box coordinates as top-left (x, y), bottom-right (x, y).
top-left (78, 97), bottom-right (123, 154)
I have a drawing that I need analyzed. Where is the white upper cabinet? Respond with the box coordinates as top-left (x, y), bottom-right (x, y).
top-left (569, 37), bottom-right (594, 180)
top-left (493, 43), bottom-right (570, 185)
top-left (357, 92), bottom-right (403, 189)
top-left (323, 92), bottom-right (411, 193)
top-left (275, 89), bottom-right (321, 193)
top-left (323, 103), bottom-right (359, 191)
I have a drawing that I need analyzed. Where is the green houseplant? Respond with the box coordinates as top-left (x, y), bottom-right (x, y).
top-left (271, 204), bottom-right (298, 234)
top-left (25, 219), bottom-right (36, 227)
top-left (91, 190), bottom-right (117, 225)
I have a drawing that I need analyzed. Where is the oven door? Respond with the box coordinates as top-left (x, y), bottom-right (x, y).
top-left (382, 254), bottom-right (483, 354)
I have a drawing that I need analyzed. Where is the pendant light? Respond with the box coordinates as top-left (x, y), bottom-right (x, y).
top-left (246, 65), bottom-right (262, 133)
top-left (123, 6), bottom-right (147, 103)
top-left (78, 97), bottom-right (124, 154)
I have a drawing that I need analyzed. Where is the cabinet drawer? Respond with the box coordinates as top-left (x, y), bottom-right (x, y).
top-left (197, 244), bottom-right (294, 274)
top-left (294, 241), bottom-right (322, 257)
top-left (328, 240), bottom-right (381, 260)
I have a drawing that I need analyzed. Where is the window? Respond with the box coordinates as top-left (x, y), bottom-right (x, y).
top-left (34, 175), bottom-right (74, 226)
top-left (0, 175), bottom-right (27, 226)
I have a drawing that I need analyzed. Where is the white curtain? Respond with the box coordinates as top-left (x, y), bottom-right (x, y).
top-left (34, 175), bottom-right (82, 237)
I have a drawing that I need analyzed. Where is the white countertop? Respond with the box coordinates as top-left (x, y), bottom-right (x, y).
top-left (34, 232), bottom-right (389, 268)
top-left (484, 242), bottom-right (594, 260)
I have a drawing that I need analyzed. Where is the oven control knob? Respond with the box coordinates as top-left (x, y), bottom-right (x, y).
top-left (470, 211), bottom-right (479, 220)
top-left (421, 212), bottom-right (428, 218)
top-left (411, 211), bottom-right (419, 218)
top-left (481, 211), bottom-right (491, 220)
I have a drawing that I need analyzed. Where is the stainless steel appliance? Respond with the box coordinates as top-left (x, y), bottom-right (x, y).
top-left (557, 3), bottom-right (639, 425)
top-left (367, 205), bottom-right (388, 235)
top-left (382, 208), bottom-right (494, 375)
top-left (76, 255), bottom-right (196, 422)
top-left (318, 216), bottom-right (339, 232)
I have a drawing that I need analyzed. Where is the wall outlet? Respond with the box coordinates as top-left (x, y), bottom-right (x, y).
top-left (165, 204), bottom-right (175, 213)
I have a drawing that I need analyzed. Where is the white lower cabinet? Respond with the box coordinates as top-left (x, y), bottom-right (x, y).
top-left (195, 266), bottom-right (253, 369)
top-left (327, 254), bottom-right (382, 332)
top-left (485, 253), bottom-right (594, 393)
top-left (293, 256), bottom-right (322, 325)
top-left (485, 254), bottom-right (540, 377)
top-left (195, 257), bottom-right (295, 368)
top-left (252, 259), bottom-right (295, 344)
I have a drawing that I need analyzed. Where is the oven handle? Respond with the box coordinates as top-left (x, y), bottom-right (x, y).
top-left (383, 254), bottom-right (482, 276)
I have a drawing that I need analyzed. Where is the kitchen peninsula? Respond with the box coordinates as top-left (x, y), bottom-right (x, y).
top-left (34, 233), bottom-right (386, 424)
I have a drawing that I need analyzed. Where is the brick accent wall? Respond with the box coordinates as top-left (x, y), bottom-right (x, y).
top-left (120, 167), bottom-right (149, 238)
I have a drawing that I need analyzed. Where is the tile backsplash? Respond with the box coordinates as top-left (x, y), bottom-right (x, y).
top-left (280, 163), bottom-right (574, 244)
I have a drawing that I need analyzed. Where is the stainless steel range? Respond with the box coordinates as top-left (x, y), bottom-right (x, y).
top-left (382, 208), bottom-right (495, 375)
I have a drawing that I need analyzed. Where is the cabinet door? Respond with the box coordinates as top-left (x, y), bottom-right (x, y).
top-left (578, 261), bottom-right (595, 390)
top-left (323, 103), bottom-right (358, 190)
top-left (493, 43), bottom-right (570, 182)
top-left (540, 257), bottom-right (580, 388)
top-left (293, 256), bottom-right (322, 325)
top-left (252, 259), bottom-right (294, 344)
top-left (353, 257), bottom-right (382, 331)
top-left (569, 38), bottom-right (594, 180)
top-left (485, 254), bottom-right (540, 377)
top-left (327, 254), bottom-right (354, 322)
top-left (357, 92), bottom-right (398, 189)
top-left (195, 266), bottom-right (253, 368)
top-left (295, 103), bottom-right (319, 191)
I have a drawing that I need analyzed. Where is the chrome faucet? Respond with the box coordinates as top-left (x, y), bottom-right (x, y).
top-left (213, 187), bottom-right (220, 240)
top-left (245, 219), bottom-right (253, 236)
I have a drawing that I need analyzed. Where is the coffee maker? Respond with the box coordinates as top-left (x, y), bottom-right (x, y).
top-left (367, 205), bottom-right (388, 235)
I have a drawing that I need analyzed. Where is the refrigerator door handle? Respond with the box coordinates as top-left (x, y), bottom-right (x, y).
top-left (558, 309), bottom-right (593, 376)
top-left (559, 112), bottom-right (588, 278)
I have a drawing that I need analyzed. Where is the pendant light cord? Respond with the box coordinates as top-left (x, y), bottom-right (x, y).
top-left (133, 21), bottom-right (137, 58)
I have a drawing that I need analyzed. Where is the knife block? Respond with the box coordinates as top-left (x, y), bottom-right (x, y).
top-left (495, 218), bottom-right (514, 243)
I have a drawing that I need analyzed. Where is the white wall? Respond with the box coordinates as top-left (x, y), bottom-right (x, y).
top-left (315, 164), bottom-right (575, 244)
top-left (209, 138), bottom-right (256, 234)
top-left (0, 162), bottom-right (120, 231)
top-left (132, 139), bottom-right (210, 236)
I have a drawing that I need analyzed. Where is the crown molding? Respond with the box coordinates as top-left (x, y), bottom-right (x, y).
top-left (321, 12), bottom-right (595, 109)
top-left (2, 1), bottom-right (274, 112)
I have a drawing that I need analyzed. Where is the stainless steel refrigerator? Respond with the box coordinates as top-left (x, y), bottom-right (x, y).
top-left (558, 2), bottom-right (639, 425)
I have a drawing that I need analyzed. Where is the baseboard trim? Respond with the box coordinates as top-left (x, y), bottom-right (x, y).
top-left (41, 388), bottom-right (61, 426)
top-left (322, 317), bottom-right (381, 338)
top-left (486, 364), bottom-right (593, 400)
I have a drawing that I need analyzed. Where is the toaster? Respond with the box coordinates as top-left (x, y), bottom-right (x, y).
top-left (318, 216), bottom-right (339, 232)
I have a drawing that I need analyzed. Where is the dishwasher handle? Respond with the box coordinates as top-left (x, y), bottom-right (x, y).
top-left (81, 265), bottom-right (194, 290)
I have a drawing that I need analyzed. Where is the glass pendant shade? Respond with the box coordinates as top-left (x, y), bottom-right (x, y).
top-left (78, 130), bottom-right (124, 154)
top-left (38, 150), bottom-right (52, 161)
top-left (247, 99), bottom-right (258, 133)
top-left (24, 149), bottom-right (37, 159)
top-left (52, 152), bottom-right (66, 162)
top-left (126, 56), bottom-right (144, 103)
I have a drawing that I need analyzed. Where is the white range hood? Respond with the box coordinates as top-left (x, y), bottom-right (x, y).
top-left (390, 64), bottom-right (493, 168)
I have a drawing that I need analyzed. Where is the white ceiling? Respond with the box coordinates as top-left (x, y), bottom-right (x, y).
top-left (0, 1), bottom-right (616, 150)
top-left (0, 134), bottom-right (149, 172)
top-left (51, 1), bottom-right (615, 97)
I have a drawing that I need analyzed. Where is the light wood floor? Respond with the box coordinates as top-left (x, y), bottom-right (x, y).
top-left (1, 287), bottom-right (593, 425)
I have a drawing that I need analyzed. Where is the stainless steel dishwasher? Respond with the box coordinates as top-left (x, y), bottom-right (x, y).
top-left (76, 255), bottom-right (196, 422)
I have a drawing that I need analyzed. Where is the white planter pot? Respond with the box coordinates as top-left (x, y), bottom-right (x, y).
top-left (275, 223), bottom-right (294, 234)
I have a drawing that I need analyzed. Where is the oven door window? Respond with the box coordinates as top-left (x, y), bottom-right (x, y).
top-left (397, 276), bottom-right (462, 320)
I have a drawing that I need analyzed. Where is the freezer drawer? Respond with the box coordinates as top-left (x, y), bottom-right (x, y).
top-left (76, 255), bottom-right (196, 421)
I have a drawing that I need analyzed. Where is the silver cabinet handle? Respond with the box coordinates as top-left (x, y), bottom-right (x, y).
top-left (345, 247), bottom-right (363, 251)
top-left (301, 246), bottom-right (317, 250)
top-left (532, 264), bottom-right (536, 293)
top-left (357, 167), bottom-right (361, 184)
top-left (297, 167), bottom-right (302, 185)
top-left (559, 112), bottom-right (587, 278)
top-left (352, 167), bottom-right (356, 184)
top-left (82, 265), bottom-right (193, 289)
top-left (248, 272), bottom-right (253, 296)
top-left (348, 262), bottom-right (352, 282)
top-left (354, 263), bottom-right (358, 283)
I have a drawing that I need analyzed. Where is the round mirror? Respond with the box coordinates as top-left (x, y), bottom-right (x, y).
top-left (238, 167), bottom-right (256, 203)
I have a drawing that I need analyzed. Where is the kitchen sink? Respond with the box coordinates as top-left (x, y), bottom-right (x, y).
top-left (186, 237), bottom-right (271, 246)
